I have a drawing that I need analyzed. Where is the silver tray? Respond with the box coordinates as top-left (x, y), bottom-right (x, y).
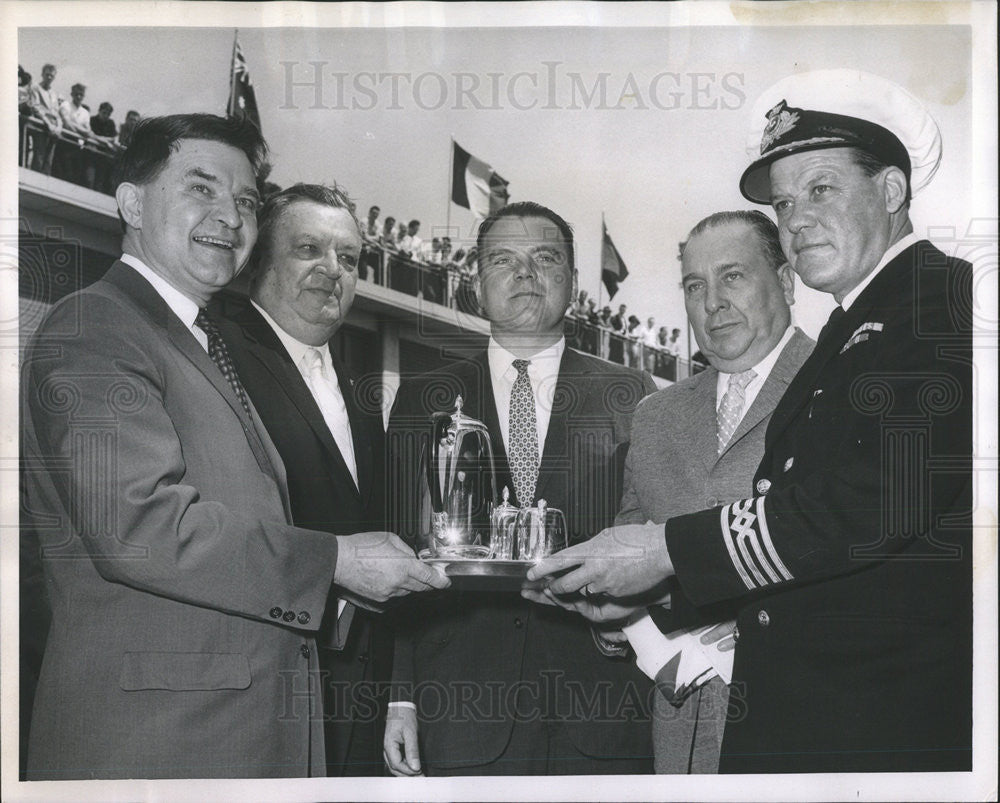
top-left (421, 556), bottom-right (547, 591)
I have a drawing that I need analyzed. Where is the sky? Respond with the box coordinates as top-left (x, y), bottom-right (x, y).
top-left (17, 15), bottom-right (976, 353)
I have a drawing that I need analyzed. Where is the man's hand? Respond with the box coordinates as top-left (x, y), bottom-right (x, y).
top-left (700, 620), bottom-right (737, 652)
top-left (521, 586), bottom-right (645, 625)
top-left (526, 523), bottom-right (673, 598)
top-left (384, 705), bottom-right (422, 776)
top-left (333, 532), bottom-right (450, 603)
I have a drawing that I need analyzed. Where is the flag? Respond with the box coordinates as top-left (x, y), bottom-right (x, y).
top-left (451, 141), bottom-right (509, 220)
top-left (601, 221), bottom-right (630, 299)
top-left (227, 33), bottom-right (261, 133)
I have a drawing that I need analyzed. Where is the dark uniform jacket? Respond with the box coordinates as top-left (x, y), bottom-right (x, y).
top-left (659, 241), bottom-right (973, 773)
top-left (388, 347), bottom-right (656, 773)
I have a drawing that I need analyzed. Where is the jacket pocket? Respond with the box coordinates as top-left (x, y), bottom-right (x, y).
top-left (119, 651), bottom-right (252, 691)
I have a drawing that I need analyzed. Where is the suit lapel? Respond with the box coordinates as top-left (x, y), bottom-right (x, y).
top-left (686, 368), bottom-right (722, 472)
top-left (231, 304), bottom-right (362, 501)
top-left (109, 264), bottom-right (282, 486)
top-left (723, 330), bottom-right (808, 457)
top-left (332, 351), bottom-right (373, 506)
top-left (533, 349), bottom-right (577, 505)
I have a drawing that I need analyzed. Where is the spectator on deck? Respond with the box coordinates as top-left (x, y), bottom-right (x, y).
top-left (18, 66), bottom-right (33, 115)
top-left (56, 83), bottom-right (97, 184)
top-left (29, 63), bottom-right (61, 174)
top-left (609, 303), bottom-right (628, 364)
top-left (582, 297), bottom-right (600, 355)
top-left (365, 205), bottom-right (381, 238)
top-left (399, 220), bottom-right (423, 260)
top-left (87, 101), bottom-right (118, 192)
top-left (598, 305), bottom-right (612, 359)
top-left (640, 315), bottom-right (658, 372)
top-left (626, 314), bottom-right (642, 367)
top-left (380, 216), bottom-right (398, 249)
top-left (117, 110), bottom-right (140, 148)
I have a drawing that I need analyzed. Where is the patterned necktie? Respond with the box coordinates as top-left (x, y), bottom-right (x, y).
top-left (302, 347), bottom-right (358, 487)
top-left (717, 369), bottom-right (757, 454)
top-left (508, 358), bottom-right (539, 507)
top-left (194, 308), bottom-right (253, 420)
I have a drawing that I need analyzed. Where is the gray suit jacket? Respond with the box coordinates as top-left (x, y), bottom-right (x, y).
top-left (21, 262), bottom-right (341, 779)
top-left (616, 328), bottom-right (814, 773)
top-left (618, 328), bottom-right (815, 526)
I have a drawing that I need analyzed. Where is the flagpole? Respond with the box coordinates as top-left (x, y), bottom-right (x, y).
top-left (597, 212), bottom-right (605, 310)
top-left (446, 136), bottom-right (453, 243)
top-left (227, 29), bottom-right (238, 116)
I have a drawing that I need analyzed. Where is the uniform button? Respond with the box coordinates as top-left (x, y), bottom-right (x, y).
top-left (358, 653), bottom-right (369, 664)
top-left (707, 497), bottom-right (718, 507)
top-left (514, 617), bottom-right (523, 629)
top-left (300, 644), bottom-right (310, 658)
top-left (757, 610), bottom-right (770, 627)
top-left (756, 479), bottom-right (771, 494)
top-left (297, 611), bottom-right (311, 625)
top-left (269, 607), bottom-right (283, 619)
top-left (282, 610), bottom-right (296, 623)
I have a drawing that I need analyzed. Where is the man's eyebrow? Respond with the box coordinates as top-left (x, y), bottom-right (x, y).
top-left (186, 167), bottom-right (219, 183)
top-left (712, 261), bottom-right (742, 273)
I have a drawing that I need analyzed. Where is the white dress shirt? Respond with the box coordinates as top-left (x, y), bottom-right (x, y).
top-left (120, 254), bottom-right (206, 351)
top-left (251, 302), bottom-right (358, 488)
top-left (487, 336), bottom-right (566, 458)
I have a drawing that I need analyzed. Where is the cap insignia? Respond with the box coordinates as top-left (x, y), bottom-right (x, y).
top-left (760, 99), bottom-right (800, 154)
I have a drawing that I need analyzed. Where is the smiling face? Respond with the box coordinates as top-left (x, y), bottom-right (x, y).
top-left (118, 138), bottom-right (259, 306)
top-left (40, 65), bottom-right (55, 88)
top-left (682, 221), bottom-right (794, 373)
top-left (253, 200), bottom-right (362, 345)
top-left (476, 215), bottom-right (576, 340)
top-left (769, 148), bottom-right (897, 303)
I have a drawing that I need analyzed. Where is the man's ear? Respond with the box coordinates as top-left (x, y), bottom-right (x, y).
top-left (777, 262), bottom-right (796, 307)
top-left (882, 166), bottom-right (908, 214)
top-left (116, 182), bottom-right (143, 229)
top-left (472, 271), bottom-right (483, 314)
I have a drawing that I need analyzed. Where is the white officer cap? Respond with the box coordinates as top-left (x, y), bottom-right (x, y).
top-left (740, 69), bottom-right (942, 204)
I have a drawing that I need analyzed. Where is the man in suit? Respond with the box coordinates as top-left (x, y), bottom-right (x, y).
top-left (614, 211), bottom-right (813, 772)
top-left (212, 183), bottom-right (392, 776)
top-left (20, 114), bottom-right (447, 780)
top-left (384, 202), bottom-right (657, 776)
top-left (530, 70), bottom-right (973, 772)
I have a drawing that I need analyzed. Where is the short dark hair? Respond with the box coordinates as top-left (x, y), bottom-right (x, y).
top-left (850, 146), bottom-right (912, 204)
top-left (476, 201), bottom-right (575, 272)
top-left (248, 182), bottom-right (360, 279)
top-left (99, 102), bottom-right (113, 113)
top-left (408, 219), bottom-right (420, 228)
top-left (680, 210), bottom-right (786, 271)
top-left (71, 83), bottom-right (85, 94)
top-left (112, 113), bottom-right (269, 190)
top-left (126, 110), bottom-right (140, 120)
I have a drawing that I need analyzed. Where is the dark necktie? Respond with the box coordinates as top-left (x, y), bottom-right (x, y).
top-left (194, 308), bottom-right (253, 420)
top-left (815, 305), bottom-right (847, 349)
top-left (509, 358), bottom-right (539, 507)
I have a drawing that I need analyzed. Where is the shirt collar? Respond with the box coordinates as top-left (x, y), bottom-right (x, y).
top-left (120, 253), bottom-right (200, 330)
top-left (250, 299), bottom-right (328, 373)
top-left (716, 324), bottom-right (795, 402)
top-left (841, 232), bottom-right (919, 311)
top-left (487, 336), bottom-right (565, 385)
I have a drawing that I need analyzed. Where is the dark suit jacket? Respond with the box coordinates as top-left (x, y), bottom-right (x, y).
top-left (213, 290), bottom-right (391, 775)
top-left (387, 347), bottom-right (657, 772)
top-left (21, 262), bottom-right (340, 779)
top-left (664, 242), bottom-right (973, 773)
